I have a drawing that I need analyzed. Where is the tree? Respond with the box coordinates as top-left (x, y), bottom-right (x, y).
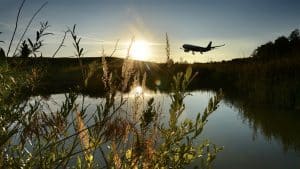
top-left (20, 40), bottom-right (31, 58)
top-left (288, 29), bottom-right (300, 42)
top-left (274, 36), bottom-right (289, 56)
top-left (253, 41), bottom-right (274, 59)
top-left (289, 29), bottom-right (300, 54)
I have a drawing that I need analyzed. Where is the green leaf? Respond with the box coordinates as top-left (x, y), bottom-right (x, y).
top-left (185, 66), bottom-right (192, 80)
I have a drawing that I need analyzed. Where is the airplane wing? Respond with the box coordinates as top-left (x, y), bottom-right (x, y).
top-left (211, 44), bottom-right (225, 49)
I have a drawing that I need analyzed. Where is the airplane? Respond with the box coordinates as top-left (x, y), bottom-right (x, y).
top-left (182, 41), bottom-right (225, 54)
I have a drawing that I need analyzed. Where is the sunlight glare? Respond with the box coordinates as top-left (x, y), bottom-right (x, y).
top-left (130, 40), bottom-right (151, 61)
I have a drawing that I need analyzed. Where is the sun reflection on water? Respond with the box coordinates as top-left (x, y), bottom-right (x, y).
top-left (133, 86), bottom-right (143, 96)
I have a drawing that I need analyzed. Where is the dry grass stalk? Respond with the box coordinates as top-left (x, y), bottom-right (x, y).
top-left (165, 32), bottom-right (170, 62)
top-left (121, 37), bottom-right (136, 91)
top-left (111, 141), bottom-right (121, 169)
top-left (76, 112), bottom-right (91, 160)
top-left (121, 59), bottom-right (135, 91)
top-left (142, 72), bottom-right (147, 89)
top-left (101, 56), bottom-right (112, 90)
top-left (104, 118), bottom-right (132, 142)
top-left (143, 139), bottom-right (155, 168)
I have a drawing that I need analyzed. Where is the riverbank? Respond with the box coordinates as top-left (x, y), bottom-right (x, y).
top-left (2, 55), bottom-right (300, 109)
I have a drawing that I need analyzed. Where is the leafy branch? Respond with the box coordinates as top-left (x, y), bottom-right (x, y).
top-left (27, 22), bottom-right (53, 57)
top-left (69, 25), bottom-right (86, 85)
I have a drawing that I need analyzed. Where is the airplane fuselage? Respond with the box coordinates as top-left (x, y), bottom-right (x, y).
top-left (182, 44), bottom-right (210, 54)
top-left (182, 42), bottom-right (224, 54)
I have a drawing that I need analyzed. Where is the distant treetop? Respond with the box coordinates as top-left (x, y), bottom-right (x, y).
top-left (252, 29), bottom-right (300, 60)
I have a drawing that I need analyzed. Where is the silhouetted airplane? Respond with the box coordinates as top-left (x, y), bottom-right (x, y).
top-left (182, 42), bottom-right (225, 54)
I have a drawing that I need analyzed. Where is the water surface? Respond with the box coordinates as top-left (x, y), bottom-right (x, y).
top-left (39, 90), bottom-right (300, 169)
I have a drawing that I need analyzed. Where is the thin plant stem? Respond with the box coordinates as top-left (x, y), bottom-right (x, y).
top-left (7, 0), bottom-right (26, 57)
top-left (109, 39), bottom-right (120, 57)
top-left (126, 36), bottom-right (135, 59)
top-left (12, 2), bottom-right (48, 57)
top-left (51, 30), bottom-right (68, 58)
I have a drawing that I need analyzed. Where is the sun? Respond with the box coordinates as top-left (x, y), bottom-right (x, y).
top-left (130, 40), bottom-right (151, 61)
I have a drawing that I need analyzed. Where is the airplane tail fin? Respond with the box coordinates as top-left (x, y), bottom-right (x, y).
top-left (207, 41), bottom-right (212, 48)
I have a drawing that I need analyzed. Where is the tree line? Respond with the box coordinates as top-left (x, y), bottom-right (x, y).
top-left (252, 29), bottom-right (300, 60)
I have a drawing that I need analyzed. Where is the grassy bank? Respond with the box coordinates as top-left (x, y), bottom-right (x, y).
top-left (4, 52), bottom-right (300, 109)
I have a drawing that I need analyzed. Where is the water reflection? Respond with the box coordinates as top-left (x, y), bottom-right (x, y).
top-left (185, 91), bottom-right (300, 169)
top-left (224, 95), bottom-right (300, 152)
top-left (28, 88), bottom-right (300, 169)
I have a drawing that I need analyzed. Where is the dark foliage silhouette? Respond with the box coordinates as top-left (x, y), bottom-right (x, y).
top-left (252, 29), bottom-right (300, 60)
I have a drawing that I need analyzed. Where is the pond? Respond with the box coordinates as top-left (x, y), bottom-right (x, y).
top-left (36, 89), bottom-right (300, 169)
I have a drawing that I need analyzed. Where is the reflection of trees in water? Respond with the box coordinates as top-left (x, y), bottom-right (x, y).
top-left (223, 93), bottom-right (300, 152)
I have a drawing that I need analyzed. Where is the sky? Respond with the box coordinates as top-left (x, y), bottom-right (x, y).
top-left (0, 0), bottom-right (299, 62)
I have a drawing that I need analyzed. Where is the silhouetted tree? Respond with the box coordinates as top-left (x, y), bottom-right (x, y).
top-left (253, 29), bottom-right (300, 60)
top-left (20, 40), bottom-right (31, 57)
top-left (289, 29), bottom-right (300, 42)
top-left (253, 41), bottom-right (274, 60)
top-left (289, 29), bottom-right (300, 55)
top-left (274, 36), bottom-right (289, 56)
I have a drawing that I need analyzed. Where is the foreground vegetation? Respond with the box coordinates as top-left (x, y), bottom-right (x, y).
top-left (1, 1), bottom-right (299, 167)
top-left (0, 61), bottom-right (223, 168)
top-left (0, 8), bottom-right (223, 168)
